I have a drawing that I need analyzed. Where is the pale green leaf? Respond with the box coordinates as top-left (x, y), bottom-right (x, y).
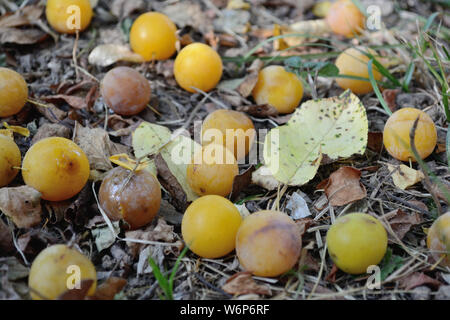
top-left (263, 90), bottom-right (368, 186)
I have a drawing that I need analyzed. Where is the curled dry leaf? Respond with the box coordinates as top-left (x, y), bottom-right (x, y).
top-left (125, 219), bottom-right (178, 257)
top-left (31, 123), bottom-right (71, 145)
top-left (89, 277), bottom-right (127, 300)
top-left (41, 94), bottom-right (87, 110)
top-left (222, 272), bottom-right (272, 296)
top-left (0, 219), bottom-right (14, 255)
top-left (237, 104), bottom-right (279, 118)
top-left (286, 192), bottom-right (312, 219)
top-left (229, 166), bottom-right (255, 202)
top-left (251, 165), bottom-right (279, 191)
top-left (0, 5), bottom-right (44, 28)
top-left (385, 209), bottom-right (422, 241)
top-left (399, 272), bottom-right (441, 291)
top-left (237, 59), bottom-right (264, 98)
top-left (387, 164), bottom-right (424, 190)
top-left (111, 0), bottom-right (145, 19)
top-left (73, 123), bottom-right (130, 172)
top-left (0, 186), bottom-right (42, 229)
top-left (57, 280), bottom-right (95, 300)
top-left (318, 166), bottom-right (367, 207)
top-left (88, 44), bottom-right (145, 67)
top-left (0, 27), bottom-right (48, 45)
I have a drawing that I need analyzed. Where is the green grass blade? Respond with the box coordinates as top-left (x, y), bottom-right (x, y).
top-left (424, 12), bottom-right (440, 32)
top-left (368, 59), bottom-right (393, 115)
top-left (402, 62), bottom-right (415, 92)
top-left (360, 49), bottom-right (402, 88)
top-left (168, 245), bottom-right (190, 296)
top-left (148, 258), bottom-right (172, 300)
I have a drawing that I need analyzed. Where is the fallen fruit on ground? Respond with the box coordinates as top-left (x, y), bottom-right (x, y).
top-left (99, 166), bottom-right (161, 230)
top-left (130, 12), bottom-right (177, 61)
top-left (325, 0), bottom-right (365, 38)
top-left (22, 137), bottom-right (90, 201)
top-left (186, 143), bottom-right (239, 197)
top-left (0, 135), bottom-right (21, 187)
top-left (327, 213), bottom-right (388, 274)
top-left (174, 43), bottom-right (223, 93)
top-left (202, 109), bottom-right (256, 160)
top-left (28, 244), bottom-right (97, 300)
top-left (252, 65), bottom-right (304, 114)
top-left (236, 210), bottom-right (302, 277)
top-left (427, 212), bottom-right (450, 267)
top-left (335, 47), bottom-right (382, 94)
top-left (0, 67), bottom-right (28, 118)
top-left (101, 66), bottom-right (151, 116)
top-left (46, 0), bottom-right (93, 34)
top-left (182, 195), bottom-right (242, 258)
top-left (383, 107), bottom-right (437, 162)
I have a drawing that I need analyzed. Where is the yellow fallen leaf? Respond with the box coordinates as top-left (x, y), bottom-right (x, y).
top-left (227, 0), bottom-right (250, 10)
top-left (264, 90), bottom-right (368, 186)
top-left (3, 122), bottom-right (30, 137)
top-left (109, 154), bottom-right (150, 172)
top-left (273, 24), bottom-right (289, 51)
top-left (0, 129), bottom-right (14, 139)
top-left (88, 44), bottom-right (145, 67)
top-left (387, 164), bottom-right (425, 190)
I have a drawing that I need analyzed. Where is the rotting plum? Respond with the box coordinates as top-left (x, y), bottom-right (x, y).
top-left (99, 166), bottom-right (161, 230)
top-left (101, 66), bottom-right (151, 116)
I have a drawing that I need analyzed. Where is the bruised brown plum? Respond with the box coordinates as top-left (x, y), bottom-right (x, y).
top-left (99, 166), bottom-right (161, 230)
top-left (101, 67), bottom-right (151, 116)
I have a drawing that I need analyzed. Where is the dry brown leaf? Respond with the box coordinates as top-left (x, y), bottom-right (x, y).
top-left (162, 1), bottom-right (211, 34)
top-left (319, 166), bottom-right (367, 207)
top-left (155, 154), bottom-right (188, 212)
top-left (382, 89), bottom-right (400, 113)
top-left (387, 164), bottom-right (424, 190)
top-left (89, 277), bottom-right (127, 300)
top-left (125, 219), bottom-right (178, 257)
top-left (222, 272), bottom-right (272, 296)
top-left (88, 44), bottom-right (145, 67)
top-left (237, 59), bottom-right (264, 97)
top-left (41, 94), bottom-right (87, 109)
top-left (0, 5), bottom-right (44, 28)
top-left (31, 123), bottom-right (71, 145)
top-left (237, 104), bottom-right (279, 118)
top-left (57, 280), bottom-right (95, 300)
top-left (0, 219), bottom-right (14, 255)
top-left (386, 209), bottom-right (422, 241)
top-left (251, 166), bottom-right (279, 191)
top-left (0, 27), bottom-right (48, 44)
top-left (367, 132), bottom-right (384, 153)
top-left (73, 123), bottom-right (130, 172)
top-left (399, 272), bottom-right (441, 291)
top-left (0, 186), bottom-right (42, 229)
top-left (229, 166), bottom-right (255, 202)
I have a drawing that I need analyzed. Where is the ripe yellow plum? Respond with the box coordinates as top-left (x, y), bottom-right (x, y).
top-left (182, 195), bottom-right (242, 258)
top-left (0, 135), bottom-right (21, 187)
top-left (325, 0), bottom-right (365, 38)
top-left (383, 108), bottom-right (437, 162)
top-left (22, 137), bottom-right (90, 201)
top-left (28, 244), bottom-right (97, 300)
top-left (427, 212), bottom-right (450, 268)
top-left (236, 210), bottom-right (302, 277)
top-left (99, 166), bottom-right (161, 230)
top-left (174, 43), bottom-right (223, 93)
top-left (202, 109), bottom-right (256, 160)
top-left (186, 143), bottom-right (239, 197)
top-left (327, 213), bottom-right (388, 274)
top-left (130, 12), bottom-right (177, 61)
top-left (46, 0), bottom-right (93, 34)
top-left (0, 67), bottom-right (28, 118)
top-left (335, 47), bottom-right (382, 94)
top-left (252, 66), bottom-right (304, 114)
top-left (101, 66), bottom-right (151, 116)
